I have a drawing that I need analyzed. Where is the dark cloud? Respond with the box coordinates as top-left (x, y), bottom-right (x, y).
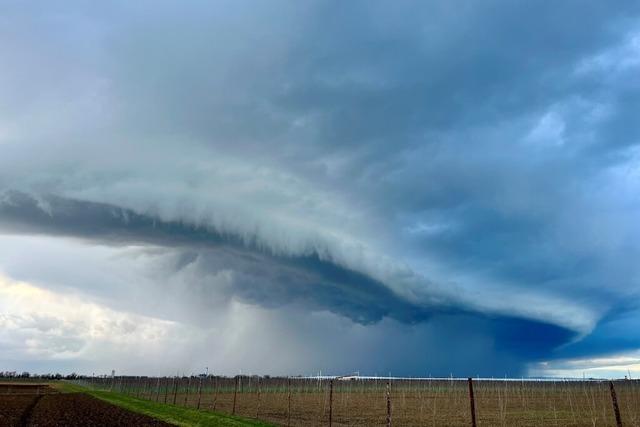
top-left (1, 1), bottom-right (640, 375)
top-left (0, 191), bottom-right (576, 375)
top-left (0, 191), bottom-right (429, 324)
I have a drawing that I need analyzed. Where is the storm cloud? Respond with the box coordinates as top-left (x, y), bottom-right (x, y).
top-left (1, 1), bottom-right (640, 377)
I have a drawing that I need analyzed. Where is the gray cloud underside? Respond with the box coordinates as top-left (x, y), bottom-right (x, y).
top-left (0, 191), bottom-right (502, 326)
top-left (0, 191), bottom-right (431, 324)
top-left (2, 0), bottom-right (640, 374)
top-left (0, 191), bottom-right (575, 368)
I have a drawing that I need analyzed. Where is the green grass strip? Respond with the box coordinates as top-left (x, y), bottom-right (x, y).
top-left (50, 382), bottom-right (275, 427)
top-left (50, 381), bottom-right (87, 393)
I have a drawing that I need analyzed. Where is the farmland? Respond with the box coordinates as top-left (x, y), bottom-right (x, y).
top-left (0, 382), bottom-right (172, 426)
top-left (71, 376), bottom-right (640, 426)
top-left (0, 381), bottom-right (272, 426)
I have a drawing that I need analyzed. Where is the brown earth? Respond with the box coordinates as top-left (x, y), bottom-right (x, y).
top-left (27, 393), bottom-right (171, 427)
top-left (0, 395), bottom-right (38, 426)
top-left (0, 384), bottom-right (55, 395)
top-left (0, 384), bottom-right (171, 427)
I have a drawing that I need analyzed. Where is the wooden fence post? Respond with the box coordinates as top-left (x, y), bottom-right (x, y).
top-left (287, 378), bottom-right (292, 427)
top-left (164, 377), bottom-right (169, 404)
top-left (183, 376), bottom-right (191, 407)
top-left (136, 376), bottom-right (142, 398)
top-left (329, 379), bottom-right (334, 427)
top-left (212, 378), bottom-right (219, 411)
top-left (256, 377), bottom-right (262, 418)
top-left (172, 377), bottom-right (178, 405)
top-left (609, 381), bottom-right (623, 427)
top-left (197, 375), bottom-right (203, 410)
top-left (468, 378), bottom-right (477, 427)
top-left (232, 376), bottom-right (239, 415)
top-left (386, 380), bottom-right (392, 427)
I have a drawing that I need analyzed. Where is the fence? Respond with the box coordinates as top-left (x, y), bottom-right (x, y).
top-left (74, 376), bottom-right (640, 426)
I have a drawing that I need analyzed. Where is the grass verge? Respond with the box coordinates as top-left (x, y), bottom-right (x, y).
top-left (50, 381), bottom-right (275, 427)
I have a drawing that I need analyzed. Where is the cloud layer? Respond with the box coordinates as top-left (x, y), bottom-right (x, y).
top-left (1, 1), bottom-right (640, 376)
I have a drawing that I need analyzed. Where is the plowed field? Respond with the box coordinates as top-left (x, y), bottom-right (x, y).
top-left (0, 384), bottom-right (170, 427)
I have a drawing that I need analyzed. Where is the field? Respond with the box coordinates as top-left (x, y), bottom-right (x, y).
top-left (0, 383), bottom-right (173, 426)
top-left (73, 376), bottom-right (640, 426)
top-left (0, 380), bottom-right (277, 427)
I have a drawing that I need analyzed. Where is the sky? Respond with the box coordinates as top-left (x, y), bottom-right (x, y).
top-left (1, 1), bottom-right (640, 378)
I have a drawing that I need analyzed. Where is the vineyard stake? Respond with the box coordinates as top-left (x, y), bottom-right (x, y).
top-left (197, 374), bottom-right (203, 410)
top-left (256, 377), bottom-right (262, 418)
top-left (172, 377), bottom-right (178, 405)
top-left (165, 377), bottom-right (173, 403)
top-left (232, 376), bottom-right (239, 415)
top-left (287, 378), bottom-right (292, 427)
top-left (184, 376), bottom-right (191, 407)
top-left (386, 380), bottom-right (392, 427)
top-left (609, 381), bottom-right (623, 427)
top-left (212, 378), bottom-right (219, 411)
top-left (329, 379), bottom-right (334, 427)
top-left (164, 377), bottom-right (169, 404)
top-left (468, 378), bottom-right (477, 427)
top-left (136, 376), bottom-right (141, 398)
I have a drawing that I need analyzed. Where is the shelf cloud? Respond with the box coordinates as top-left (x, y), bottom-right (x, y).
top-left (1, 0), bottom-right (640, 376)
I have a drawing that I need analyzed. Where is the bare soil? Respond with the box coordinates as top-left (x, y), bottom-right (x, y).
top-left (0, 384), bottom-right (171, 427)
top-left (0, 384), bottom-right (55, 395)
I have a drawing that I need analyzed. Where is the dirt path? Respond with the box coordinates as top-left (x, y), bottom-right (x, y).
top-left (18, 395), bottom-right (42, 427)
